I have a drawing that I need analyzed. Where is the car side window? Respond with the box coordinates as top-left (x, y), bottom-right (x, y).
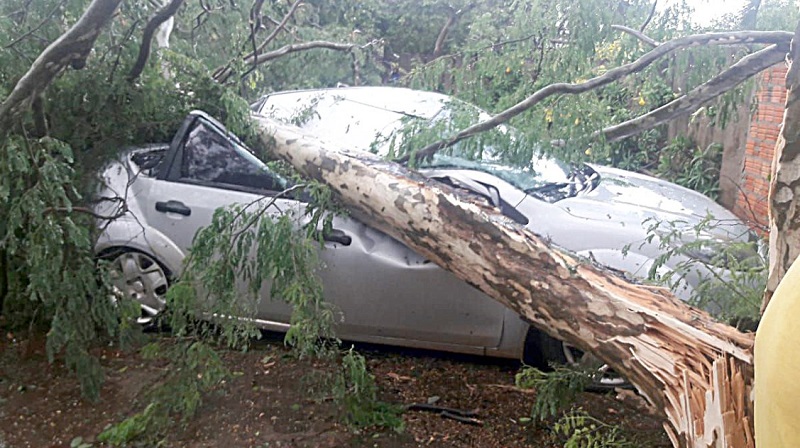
top-left (180, 122), bottom-right (285, 192)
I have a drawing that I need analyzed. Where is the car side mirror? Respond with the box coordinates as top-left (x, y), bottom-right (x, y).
top-left (482, 183), bottom-right (501, 208)
top-left (431, 175), bottom-right (496, 206)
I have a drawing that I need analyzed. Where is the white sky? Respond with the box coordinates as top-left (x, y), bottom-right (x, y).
top-left (660, 0), bottom-right (749, 25)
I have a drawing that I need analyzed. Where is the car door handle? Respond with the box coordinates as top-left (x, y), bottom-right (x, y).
top-left (323, 228), bottom-right (351, 246)
top-left (155, 200), bottom-right (191, 216)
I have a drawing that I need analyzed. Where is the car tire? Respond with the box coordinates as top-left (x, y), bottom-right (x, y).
top-left (523, 327), bottom-right (631, 392)
top-left (101, 248), bottom-right (171, 327)
top-left (523, 327), bottom-right (567, 369)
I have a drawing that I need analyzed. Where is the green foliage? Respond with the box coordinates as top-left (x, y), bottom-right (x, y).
top-left (516, 365), bottom-right (591, 421)
top-left (0, 0), bottom-right (259, 400)
top-left (655, 137), bottom-right (723, 200)
top-left (553, 409), bottom-right (634, 448)
top-left (0, 136), bottom-right (140, 399)
top-left (331, 348), bottom-right (405, 432)
top-left (165, 181), bottom-right (339, 356)
top-left (98, 340), bottom-right (229, 445)
top-left (69, 436), bottom-right (93, 448)
top-left (634, 216), bottom-right (766, 323)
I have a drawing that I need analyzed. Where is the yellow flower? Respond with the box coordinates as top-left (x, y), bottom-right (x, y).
top-left (638, 96), bottom-right (646, 106)
top-left (585, 148), bottom-right (592, 155)
top-left (574, 118), bottom-right (580, 125)
top-left (505, 67), bottom-right (511, 74)
top-left (545, 109), bottom-right (553, 123)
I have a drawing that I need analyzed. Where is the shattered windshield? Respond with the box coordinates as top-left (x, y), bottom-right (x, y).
top-left (261, 89), bottom-right (583, 196)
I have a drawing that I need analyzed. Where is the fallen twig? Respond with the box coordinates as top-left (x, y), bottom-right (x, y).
top-left (405, 403), bottom-right (483, 426)
top-left (485, 383), bottom-right (537, 394)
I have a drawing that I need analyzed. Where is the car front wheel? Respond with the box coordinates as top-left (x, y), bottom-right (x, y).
top-left (106, 250), bottom-right (170, 325)
top-left (523, 328), bottom-right (630, 392)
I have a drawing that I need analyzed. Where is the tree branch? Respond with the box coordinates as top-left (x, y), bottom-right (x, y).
top-left (739, 0), bottom-right (761, 30)
top-left (396, 30), bottom-right (793, 164)
top-left (256, 0), bottom-right (302, 55)
top-left (246, 0), bottom-right (266, 70)
top-left (127, 0), bottom-right (184, 82)
top-left (213, 40), bottom-right (353, 83)
top-left (3, 0), bottom-right (66, 49)
top-left (433, 8), bottom-right (457, 57)
top-left (600, 43), bottom-right (787, 142)
top-left (31, 93), bottom-right (47, 138)
top-left (612, 24), bottom-right (659, 47)
top-left (640, 0), bottom-right (658, 32)
top-left (0, 0), bottom-right (122, 135)
top-left (212, 0), bottom-right (303, 82)
top-left (43, 205), bottom-right (128, 221)
top-left (245, 40), bottom-right (354, 67)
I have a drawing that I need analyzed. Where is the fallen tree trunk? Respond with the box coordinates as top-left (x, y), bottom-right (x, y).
top-left (255, 117), bottom-right (755, 448)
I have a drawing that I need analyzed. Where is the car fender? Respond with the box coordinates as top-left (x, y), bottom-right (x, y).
top-left (95, 215), bottom-right (186, 276)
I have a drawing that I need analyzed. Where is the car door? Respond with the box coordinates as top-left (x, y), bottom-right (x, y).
top-left (316, 218), bottom-right (507, 349)
top-left (140, 114), bottom-right (300, 324)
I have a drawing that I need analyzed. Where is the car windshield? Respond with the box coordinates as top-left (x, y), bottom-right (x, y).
top-left (260, 89), bottom-right (586, 197)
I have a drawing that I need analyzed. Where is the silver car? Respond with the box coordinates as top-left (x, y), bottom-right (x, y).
top-left (96, 87), bottom-right (753, 370)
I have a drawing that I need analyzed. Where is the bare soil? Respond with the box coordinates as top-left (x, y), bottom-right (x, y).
top-left (0, 332), bottom-right (671, 447)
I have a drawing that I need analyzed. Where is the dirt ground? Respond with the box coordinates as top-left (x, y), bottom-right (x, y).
top-left (0, 332), bottom-right (671, 447)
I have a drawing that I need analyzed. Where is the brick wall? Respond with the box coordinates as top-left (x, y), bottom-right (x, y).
top-left (733, 65), bottom-right (787, 231)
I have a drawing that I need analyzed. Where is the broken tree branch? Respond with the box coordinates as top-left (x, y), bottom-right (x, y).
top-left (127, 0), bottom-right (184, 82)
top-left (0, 0), bottom-right (122, 135)
top-left (640, 0), bottom-right (658, 32)
top-left (396, 30), bottom-right (793, 164)
top-left (600, 42), bottom-right (788, 142)
top-left (612, 24), bottom-right (659, 47)
top-left (433, 8), bottom-right (457, 57)
top-left (213, 40), bottom-right (353, 83)
top-left (405, 403), bottom-right (482, 426)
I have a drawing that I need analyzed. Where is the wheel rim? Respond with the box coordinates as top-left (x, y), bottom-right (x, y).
top-left (109, 252), bottom-right (168, 325)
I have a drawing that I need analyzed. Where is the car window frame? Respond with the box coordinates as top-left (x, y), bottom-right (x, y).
top-left (157, 112), bottom-right (291, 197)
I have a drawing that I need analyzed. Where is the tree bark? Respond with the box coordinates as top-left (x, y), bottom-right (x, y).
top-left (0, 0), bottom-right (122, 134)
top-left (127, 0), bottom-right (183, 82)
top-left (764, 22), bottom-right (800, 312)
top-left (256, 117), bottom-right (756, 448)
top-left (213, 40), bottom-right (353, 83)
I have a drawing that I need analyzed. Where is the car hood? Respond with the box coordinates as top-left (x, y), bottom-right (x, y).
top-left (556, 164), bottom-right (750, 241)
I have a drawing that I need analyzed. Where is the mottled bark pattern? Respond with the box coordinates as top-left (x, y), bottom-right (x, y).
top-left (765, 22), bottom-right (800, 312)
top-left (256, 118), bottom-right (755, 448)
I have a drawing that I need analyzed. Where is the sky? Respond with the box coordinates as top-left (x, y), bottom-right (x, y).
top-left (660, 0), bottom-right (749, 25)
